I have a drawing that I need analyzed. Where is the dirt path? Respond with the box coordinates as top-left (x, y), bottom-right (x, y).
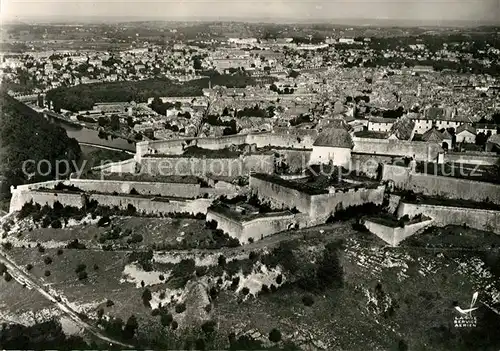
top-left (0, 249), bottom-right (134, 349)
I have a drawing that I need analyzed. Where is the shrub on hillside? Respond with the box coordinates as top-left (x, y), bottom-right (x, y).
top-left (160, 312), bottom-right (173, 326)
top-left (175, 303), bottom-right (186, 313)
top-left (106, 300), bottom-right (114, 307)
top-left (56, 249), bottom-right (64, 255)
top-left (66, 239), bottom-right (86, 249)
top-left (2, 242), bottom-right (13, 250)
top-left (171, 320), bottom-right (178, 330)
top-left (51, 219), bottom-right (62, 229)
top-left (75, 264), bottom-right (86, 274)
top-left (4, 272), bottom-right (13, 282)
top-left (201, 320), bottom-right (216, 334)
top-left (218, 255), bottom-right (226, 267)
top-left (97, 216), bottom-right (111, 227)
top-left (142, 288), bottom-right (152, 307)
top-left (26, 263), bottom-right (33, 271)
top-left (269, 328), bottom-right (282, 343)
top-left (44, 270), bottom-right (51, 277)
top-left (241, 287), bottom-right (250, 296)
top-left (77, 271), bottom-right (88, 280)
top-left (302, 295), bottom-right (314, 306)
top-left (0, 263), bottom-right (6, 275)
top-left (44, 256), bottom-right (53, 265)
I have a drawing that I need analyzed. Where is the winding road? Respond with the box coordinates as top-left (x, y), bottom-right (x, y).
top-left (0, 249), bottom-right (134, 348)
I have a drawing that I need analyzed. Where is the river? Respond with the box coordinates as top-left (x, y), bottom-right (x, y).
top-left (47, 116), bottom-right (137, 152)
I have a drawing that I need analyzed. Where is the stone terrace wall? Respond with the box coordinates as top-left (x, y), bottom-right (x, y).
top-left (397, 202), bottom-right (500, 234)
top-left (382, 164), bottom-right (500, 204)
top-left (353, 137), bottom-right (442, 161)
top-left (140, 154), bottom-right (275, 177)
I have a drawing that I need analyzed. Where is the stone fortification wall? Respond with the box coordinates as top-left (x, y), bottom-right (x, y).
top-left (396, 202), bottom-right (500, 235)
top-left (140, 154), bottom-right (274, 177)
top-left (206, 209), bottom-right (299, 243)
top-left (249, 176), bottom-right (312, 214)
top-left (66, 179), bottom-right (201, 198)
top-left (88, 194), bottom-right (212, 216)
top-left (382, 164), bottom-right (500, 204)
top-left (10, 190), bottom-right (84, 212)
top-left (350, 153), bottom-right (394, 179)
top-left (444, 152), bottom-right (500, 166)
top-left (90, 158), bottom-right (138, 173)
top-left (352, 137), bottom-right (442, 161)
top-left (277, 149), bottom-right (311, 173)
top-left (250, 175), bottom-right (386, 222)
top-left (9, 181), bottom-right (211, 215)
top-left (309, 185), bottom-right (386, 222)
top-left (364, 218), bottom-right (434, 246)
top-left (135, 132), bottom-right (315, 160)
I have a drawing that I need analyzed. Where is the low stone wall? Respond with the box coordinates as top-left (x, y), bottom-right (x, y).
top-left (206, 209), bottom-right (299, 244)
top-left (381, 164), bottom-right (500, 204)
top-left (396, 202), bottom-right (500, 234)
top-left (364, 218), bottom-right (434, 246)
top-left (10, 190), bottom-right (85, 212)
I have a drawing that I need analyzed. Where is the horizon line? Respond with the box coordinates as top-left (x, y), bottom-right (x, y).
top-left (3, 15), bottom-right (500, 27)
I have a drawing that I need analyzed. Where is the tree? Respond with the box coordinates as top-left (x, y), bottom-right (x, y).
top-left (110, 115), bottom-right (120, 131)
top-left (142, 288), bottom-right (152, 306)
top-left (123, 315), bottom-right (138, 340)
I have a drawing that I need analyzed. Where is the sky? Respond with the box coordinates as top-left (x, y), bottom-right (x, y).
top-left (1, 0), bottom-right (499, 24)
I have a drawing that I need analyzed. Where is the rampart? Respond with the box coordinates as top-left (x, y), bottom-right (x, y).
top-left (135, 132), bottom-right (315, 161)
top-left (65, 179), bottom-right (201, 198)
top-left (249, 174), bottom-right (386, 223)
top-left (396, 202), bottom-right (500, 235)
top-left (352, 137), bottom-right (442, 161)
top-left (10, 187), bottom-right (211, 216)
top-left (206, 209), bottom-right (299, 243)
top-left (139, 154), bottom-right (275, 177)
top-left (381, 164), bottom-right (500, 204)
top-left (364, 218), bottom-right (434, 246)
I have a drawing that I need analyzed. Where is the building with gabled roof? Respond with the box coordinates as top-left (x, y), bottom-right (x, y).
top-left (309, 128), bottom-right (353, 167)
top-left (456, 124), bottom-right (477, 144)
